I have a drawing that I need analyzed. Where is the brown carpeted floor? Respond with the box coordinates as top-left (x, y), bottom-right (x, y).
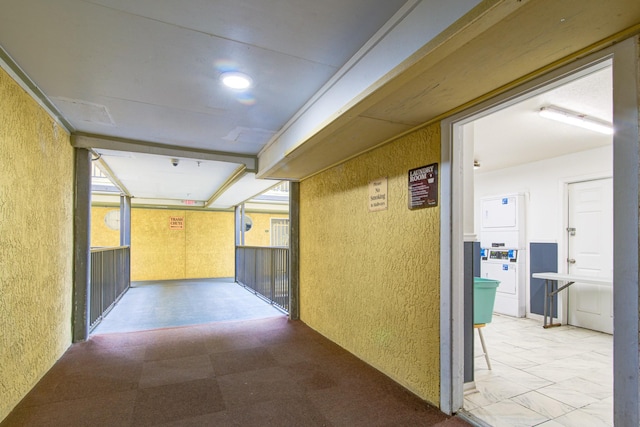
top-left (2, 316), bottom-right (471, 426)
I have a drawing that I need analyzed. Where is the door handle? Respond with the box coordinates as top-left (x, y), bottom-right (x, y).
top-left (567, 258), bottom-right (576, 264)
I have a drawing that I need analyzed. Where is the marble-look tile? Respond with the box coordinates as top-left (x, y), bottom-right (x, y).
top-left (580, 396), bottom-right (613, 426)
top-left (535, 420), bottom-right (567, 427)
top-left (536, 378), bottom-right (602, 408)
top-left (488, 365), bottom-right (553, 391)
top-left (467, 400), bottom-right (549, 427)
top-left (524, 357), bottom-right (610, 384)
top-left (478, 338), bottom-right (525, 355)
top-left (463, 390), bottom-right (481, 410)
top-left (473, 357), bottom-right (505, 382)
top-left (464, 387), bottom-right (499, 409)
top-left (471, 315), bottom-right (612, 427)
top-left (593, 346), bottom-right (614, 358)
top-left (552, 408), bottom-right (612, 427)
top-left (473, 375), bottom-right (532, 403)
top-left (489, 350), bottom-right (540, 370)
top-left (510, 390), bottom-right (575, 419)
top-left (561, 376), bottom-right (611, 401)
top-left (511, 344), bottom-right (588, 366)
top-left (579, 350), bottom-right (613, 367)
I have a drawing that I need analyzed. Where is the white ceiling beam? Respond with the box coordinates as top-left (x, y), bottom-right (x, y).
top-left (257, 0), bottom-right (482, 178)
top-left (73, 133), bottom-right (258, 172)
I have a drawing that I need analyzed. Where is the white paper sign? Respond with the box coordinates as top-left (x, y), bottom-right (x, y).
top-left (369, 177), bottom-right (388, 212)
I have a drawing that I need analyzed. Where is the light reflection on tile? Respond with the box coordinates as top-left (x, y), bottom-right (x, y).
top-left (465, 314), bottom-right (613, 427)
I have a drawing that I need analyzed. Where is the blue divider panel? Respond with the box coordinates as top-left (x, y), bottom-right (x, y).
top-left (529, 242), bottom-right (558, 315)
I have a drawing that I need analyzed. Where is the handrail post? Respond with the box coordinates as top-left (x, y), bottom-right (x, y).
top-left (271, 249), bottom-right (276, 303)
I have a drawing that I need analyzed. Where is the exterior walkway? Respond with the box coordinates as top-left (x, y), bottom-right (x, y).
top-left (2, 317), bottom-right (470, 426)
top-left (92, 278), bottom-right (285, 334)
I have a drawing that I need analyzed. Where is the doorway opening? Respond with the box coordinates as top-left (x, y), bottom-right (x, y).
top-left (464, 62), bottom-right (613, 426)
top-left (440, 38), bottom-right (639, 426)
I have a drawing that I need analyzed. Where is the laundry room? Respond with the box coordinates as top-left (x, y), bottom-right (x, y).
top-left (460, 61), bottom-right (616, 425)
top-left (469, 63), bottom-right (613, 332)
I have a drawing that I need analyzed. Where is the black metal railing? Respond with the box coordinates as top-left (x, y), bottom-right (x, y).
top-left (89, 246), bottom-right (131, 331)
top-left (236, 246), bottom-right (289, 312)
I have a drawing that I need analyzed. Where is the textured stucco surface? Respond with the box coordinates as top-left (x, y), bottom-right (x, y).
top-left (243, 212), bottom-right (289, 247)
top-left (0, 68), bottom-right (74, 420)
top-left (130, 209), bottom-right (235, 281)
top-left (184, 210), bottom-right (235, 279)
top-left (90, 206), bottom-right (120, 247)
top-left (300, 124), bottom-right (441, 404)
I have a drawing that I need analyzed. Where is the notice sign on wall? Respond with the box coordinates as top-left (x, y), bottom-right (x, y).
top-left (408, 163), bottom-right (438, 210)
top-left (169, 216), bottom-right (184, 230)
top-left (369, 177), bottom-right (388, 212)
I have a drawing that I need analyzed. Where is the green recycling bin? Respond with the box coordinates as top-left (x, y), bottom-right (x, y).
top-left (474, 277), bottom-right (500, 324)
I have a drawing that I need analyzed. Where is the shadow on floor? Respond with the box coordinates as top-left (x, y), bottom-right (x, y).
top-left (92, 278), bottom-right (286, 334)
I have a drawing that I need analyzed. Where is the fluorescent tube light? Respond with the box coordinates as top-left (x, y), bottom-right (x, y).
top-left (539, 106), bottom-right (613, 135)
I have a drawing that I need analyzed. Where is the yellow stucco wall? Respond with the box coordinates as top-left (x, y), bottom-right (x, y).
top-left (243, 212), bottom-right (289, 247)
top-left (300, 124), bottom-right (441, 404)
top-left (184, 210), bottom-right (235, 279)
top-left (91, 206), bottom-right (120, 247)
top-left (130, 209), bottom-right (235, 281)
top-left (0, 68), bottom-right (74, 420)
top-left (93, 208), bottom-right (289, 281)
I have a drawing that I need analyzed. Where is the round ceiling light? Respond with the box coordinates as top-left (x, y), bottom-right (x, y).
top-left (220, 72), bottom-right (252, 90)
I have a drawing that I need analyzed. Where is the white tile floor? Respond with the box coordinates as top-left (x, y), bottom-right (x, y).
top-left (464, 314), bottom-right (613, 427)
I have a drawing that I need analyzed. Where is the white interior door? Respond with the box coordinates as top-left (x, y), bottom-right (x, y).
top-left (567, 178), bottom-right (613, 334)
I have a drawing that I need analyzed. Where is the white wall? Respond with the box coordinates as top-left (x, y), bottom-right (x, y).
top-left (474, 145), bottom-right (612, 245)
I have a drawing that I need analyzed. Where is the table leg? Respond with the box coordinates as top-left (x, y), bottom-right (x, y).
top-left (543, 279), bottom-right (548, 327)
top-left (544, 279), bottom-right (565, 328)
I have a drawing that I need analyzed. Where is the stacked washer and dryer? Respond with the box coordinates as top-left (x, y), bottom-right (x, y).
top-left (479, 194), bottom-right (526, 318)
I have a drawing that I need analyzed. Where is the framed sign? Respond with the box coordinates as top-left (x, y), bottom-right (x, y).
top-left (368, 177), bottom-right (388, 212)
top-left (169, 216), bottom-right (184, 230)
top-left (408, 163), bottom-right (438, 209)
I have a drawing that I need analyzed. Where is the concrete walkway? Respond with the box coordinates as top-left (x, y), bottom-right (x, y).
top-left (92, 278), bottom-right (285, 334)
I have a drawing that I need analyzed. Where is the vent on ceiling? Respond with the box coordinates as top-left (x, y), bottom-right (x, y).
top-left (52, 97), bottom-right (115, 126)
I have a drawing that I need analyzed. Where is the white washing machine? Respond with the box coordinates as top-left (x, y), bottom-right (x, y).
top-left (480, 248), bottom-right (526, 317)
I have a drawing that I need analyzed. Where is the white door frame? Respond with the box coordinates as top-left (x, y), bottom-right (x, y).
top-left (440, 37), bottom-right (639, 425)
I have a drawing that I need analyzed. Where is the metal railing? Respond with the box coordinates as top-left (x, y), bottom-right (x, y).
top-left (236, 246), bottom-right (289, 312)
top-left (89, 246), bottom-right (131, 331)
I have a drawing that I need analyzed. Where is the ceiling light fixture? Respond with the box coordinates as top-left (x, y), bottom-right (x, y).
top-left (539, 106), bottom-right (613, 135)
top-left (220, 72), bottom-right (252, 90)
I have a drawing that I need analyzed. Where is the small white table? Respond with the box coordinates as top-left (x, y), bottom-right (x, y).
top-left (531, 272), bottom-right (613, 328)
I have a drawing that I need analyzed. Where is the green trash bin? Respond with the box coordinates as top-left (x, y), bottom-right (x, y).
top-left (474, 277), bottom-right (500, 324)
